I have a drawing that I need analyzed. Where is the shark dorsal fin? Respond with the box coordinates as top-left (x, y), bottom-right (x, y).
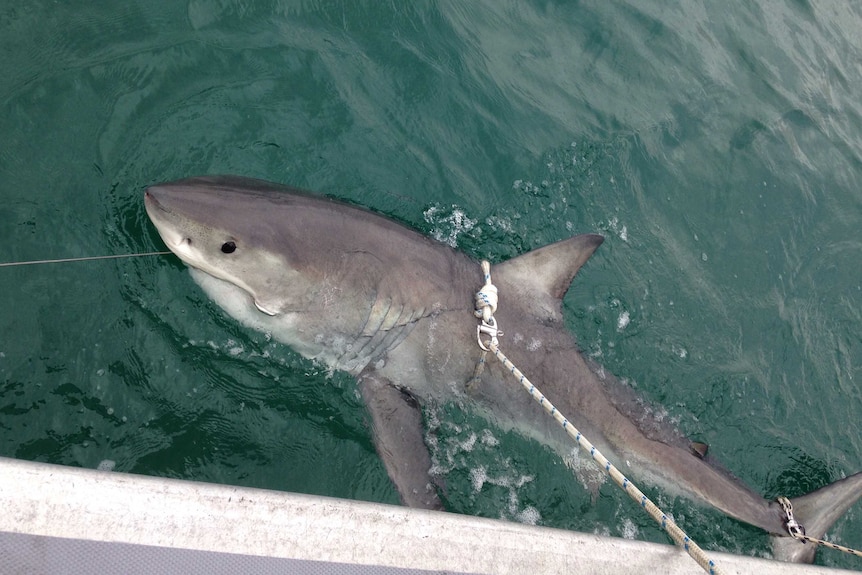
top-left (495, 233), bottom-right (604, 322)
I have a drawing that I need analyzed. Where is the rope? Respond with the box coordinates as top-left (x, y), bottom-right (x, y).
top-left (473, 260), bottom-right (722, 575)
top-left (473, 261), bottom-right (501, 352)
top-left (473, 260), bottom-right (498, 323)
top-left (798, 537), bottom-right (862, 557)
top-left (486, 341), bottom-right (722, 574)
top-left (0, 251), bottom-right (171, 267)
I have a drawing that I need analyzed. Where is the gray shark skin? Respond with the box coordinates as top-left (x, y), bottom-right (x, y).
top-left (145, 175), bottom-right (862, 563)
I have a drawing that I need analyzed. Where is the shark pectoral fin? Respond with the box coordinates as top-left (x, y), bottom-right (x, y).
top-left (771, 471), bottom-right (862, 563)
top-left (359, 371), bottom-right (443, 510)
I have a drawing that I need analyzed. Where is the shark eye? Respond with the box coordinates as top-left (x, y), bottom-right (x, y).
top-left (221, 241), bottom-right (237, 254)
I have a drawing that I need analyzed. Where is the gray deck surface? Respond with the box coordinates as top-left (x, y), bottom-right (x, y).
top-left (0, 457), bottom-right (854, 574)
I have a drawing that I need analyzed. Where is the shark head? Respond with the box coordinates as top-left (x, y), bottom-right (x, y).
top-left (143, 175), bottom-right (466, 372)
top-left (144, 176), bottom-right (316, 317)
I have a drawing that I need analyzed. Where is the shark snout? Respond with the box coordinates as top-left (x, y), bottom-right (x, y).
top-left (143, 186), bottom-right (173, 215)
top-left (144, 187), bottom-right (190, 255)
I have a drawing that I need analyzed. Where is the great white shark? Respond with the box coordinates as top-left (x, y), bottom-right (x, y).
top-left (144, 175), bottom-right (861, 563)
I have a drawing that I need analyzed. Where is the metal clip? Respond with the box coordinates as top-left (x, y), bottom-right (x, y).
top-left (777, 496), bottom-right (806, 541)
top-left (476, 316), bottom-right (502, 351)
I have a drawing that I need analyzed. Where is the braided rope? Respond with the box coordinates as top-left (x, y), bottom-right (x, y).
top-left (487, 341), bottom-right (722, 575)
top-left (473, 261), bottom-right (498, 323)
top-left (800, 537), bottom-right (862, 557)
top-left (474, 260), bottom-right (722, 575)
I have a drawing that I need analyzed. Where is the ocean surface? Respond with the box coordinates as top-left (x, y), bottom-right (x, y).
top-left (1, 1), bottom-right (861, 569)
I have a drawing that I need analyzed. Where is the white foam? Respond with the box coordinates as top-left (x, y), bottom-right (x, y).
top-left (607, 217), bottom-right (629, 242)
top-left (423, 205), bottom-right (477, 248)
top-left (516, 506), bottom-right (541, 526)
top-left (460, 432), bottom-right (477, 452)
top-left (617, 310), bottom-right (630, 330)
top-left (469, 466), bottom-right (487, 492)
top-left (226, 339), bottom-right (244, 357)
top-left (480, 429), bottom-right (499, 447)
top-left (620, 517), bottom-right (639, 540)
top-left (485, 215), bottom-right (513, 233)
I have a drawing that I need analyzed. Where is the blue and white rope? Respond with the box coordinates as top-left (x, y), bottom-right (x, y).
top-left (473, 260), bottom-right (722, 575)
top-left (487, 341), bottom-right (721, 575)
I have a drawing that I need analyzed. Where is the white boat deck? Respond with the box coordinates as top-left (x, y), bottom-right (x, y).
top-left (0, 457), bottom-right (854, 574)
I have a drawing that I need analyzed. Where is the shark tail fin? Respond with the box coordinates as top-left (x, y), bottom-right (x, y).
top-left (494, 233), bottom-right (604, 322)
top-left (771, 471), bottom-right (862, 563)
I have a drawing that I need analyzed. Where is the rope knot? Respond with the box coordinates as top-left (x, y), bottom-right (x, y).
top-left (474, 260), bottom-right (501, 351)
top-left (473, 260), bottom-right (498, 322)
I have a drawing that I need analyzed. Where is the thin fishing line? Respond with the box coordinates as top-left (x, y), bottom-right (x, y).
top-left (0, 251), bottom-right (172, 267)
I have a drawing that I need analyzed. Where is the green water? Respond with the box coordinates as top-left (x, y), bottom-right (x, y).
top-left (2, 1), bottom-right (861, 568)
